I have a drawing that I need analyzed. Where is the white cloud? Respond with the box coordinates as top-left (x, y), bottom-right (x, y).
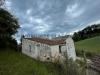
top-left (66, 3), bottom-right (78, 13)
top-left (35, 18), bottom-right (43, 24)
top-left (35, 24), bottom-right (50, 33)
top-left (5, 0), bottom-right (12, 10)
top-left (87, 20), bottom-right (100, 26)
top-left (34, 18), bottom-right (50, 33)
top-left (5, 0), bottom-right (12, 6)
top-left (26, 9), bottom-right (32, 15)
top-left (71, 9), bottom-right (84, 18)
top-left (26, 17), bottom-right (51, 33)
top-left (28, 16), bottom-right (35, 23)
top-left (21, 23), bottom-right (32, 28)
top-left (38, 1), bottom-right (46, 10)
top-left (66, 3), bottom-right (84, 18)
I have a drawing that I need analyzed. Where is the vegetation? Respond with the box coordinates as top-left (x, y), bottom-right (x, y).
top-left (0, 50), bottom-right (64, 75)
top-left (0, 0), bottom-right (19, 50)
top-left (73, 24), bottom-right (100, 42)
top-left (75, 36), bottom-right (100, 57)
top-left (0, 0), bottom-right (99, 75)
top-left (0, 7), bottom-right (19, 49)
top-left (0, 49), bottom-right (88, 75)
top-left (62, 59), bottom-right (82, 75)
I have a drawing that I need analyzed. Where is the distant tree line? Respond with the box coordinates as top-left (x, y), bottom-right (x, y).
top-left (73, 24), bottom-right (100, 42)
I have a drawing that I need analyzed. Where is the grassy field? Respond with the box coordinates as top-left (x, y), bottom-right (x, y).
top-left (75, 36), bottom-right (100, 55)
top-left (0, 50), bottom-right (63, 75)
top-left (1, 36), bottom-right (100, 75)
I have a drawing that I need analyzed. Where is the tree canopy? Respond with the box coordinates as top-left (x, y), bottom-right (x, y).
top-left (73, 24), bottom-right (100, 42)
top-left (0, 8), bottom-right (20, 49)
top-left (0, 8), bottom-right (19, 35)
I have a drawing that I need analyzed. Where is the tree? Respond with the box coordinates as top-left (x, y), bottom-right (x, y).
top-left (73, 24), bottom-right (100, 42)
top-left (0, 8), bottom-right (20, 49)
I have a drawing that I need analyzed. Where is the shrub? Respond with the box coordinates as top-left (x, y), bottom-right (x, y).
top-left (60, 54), bottom-right (87, 75)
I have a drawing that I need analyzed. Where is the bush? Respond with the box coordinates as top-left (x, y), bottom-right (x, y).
top-left (60, 54), bottom-right (87, 75)
top-left (76, 50), bottom-right (96, 58)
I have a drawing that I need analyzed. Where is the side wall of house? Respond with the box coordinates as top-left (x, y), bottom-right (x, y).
top-left (22, 38), bottom-right (51, 61)
top-left (50, 45), bottom-right (60, 61)
top-left (22, 39), bottom-right (38, 59)
top-left (61, 45), bottom-right (67, 56)
top-left (66, 37), bottom-right (76, 61)
top-left (37, 43), bottom-right (51, 61)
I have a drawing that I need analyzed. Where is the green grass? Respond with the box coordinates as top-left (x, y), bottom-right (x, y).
top-left (75, 36), bottom-right (100, 55)
top-left (0, 50), bottom-right (63, 75)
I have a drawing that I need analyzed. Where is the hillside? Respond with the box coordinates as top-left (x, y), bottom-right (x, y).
top-left (75, 36), bottom-right (100, 56)
top-left (0, 50), bottom-right (63, 75)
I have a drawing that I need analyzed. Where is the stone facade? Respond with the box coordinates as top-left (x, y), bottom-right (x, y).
top-left (22, 36), bottom-right (76, 61)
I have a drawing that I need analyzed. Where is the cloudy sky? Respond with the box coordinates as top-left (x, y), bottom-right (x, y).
top-left (5, 0), bottom-right (100, 36)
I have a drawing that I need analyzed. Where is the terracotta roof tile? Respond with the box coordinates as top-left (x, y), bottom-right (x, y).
top-left (26, 37), bottom-right (66, 45)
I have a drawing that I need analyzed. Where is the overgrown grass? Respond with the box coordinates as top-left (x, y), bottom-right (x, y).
top-left (75, 36), bottom-right (100, 57)
top-left (0, 50), bottom-right (63, 75)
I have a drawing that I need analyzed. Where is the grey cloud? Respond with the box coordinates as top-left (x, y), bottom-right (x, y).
top-left (6, 0), bottom-right (100, 35)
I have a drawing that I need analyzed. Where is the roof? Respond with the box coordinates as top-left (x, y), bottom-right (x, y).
top-left (89, 55), bottom-right (100, 72)
top-left (25, 37), bottom-right (66, 45)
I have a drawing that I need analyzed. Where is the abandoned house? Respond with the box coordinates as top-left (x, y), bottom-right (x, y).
top-left (22, 36), bottom-right (76, 61)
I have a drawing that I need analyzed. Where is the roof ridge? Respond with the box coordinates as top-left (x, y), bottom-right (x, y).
top-left (25, 37), bottom-right (66, 45)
